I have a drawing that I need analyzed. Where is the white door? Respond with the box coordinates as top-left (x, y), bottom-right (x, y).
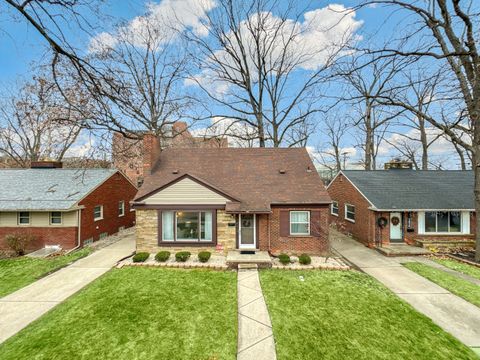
top-left (390, 212), bottom-right (403, 242)
top-left (239, 214), bottom-right (256, 249)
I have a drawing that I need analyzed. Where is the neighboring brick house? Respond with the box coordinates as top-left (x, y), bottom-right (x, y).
top-left (133, 147), bottom-right (331, 255)
top-left (327, 168), bottom-right (475, 248)
top-left (0, 161), bottom-right (137, 253)
top-left (112, 122), bottom-right (228, 187)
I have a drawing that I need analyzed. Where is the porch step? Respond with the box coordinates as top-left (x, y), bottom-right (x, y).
top-left (415, 238), bottom-right (475, 251)
top-left (226, 250), bottom-right (272, 268)
top-left (377, 244), bottom-right (431, 257)
top-left (238, 263), bottom-right (258, 270)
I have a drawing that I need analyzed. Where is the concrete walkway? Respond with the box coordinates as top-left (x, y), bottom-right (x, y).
top-left (237, 268), bottom-right (276, 360)
top-left (0, 233), bottom-right (135, 344)
top-left (330, 230), bottom-right (480, 351)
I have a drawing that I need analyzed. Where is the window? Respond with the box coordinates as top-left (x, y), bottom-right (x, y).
top-left (18, 212), bottom-right (30, 225)
top-left (162, 210), bottom-right (214, 242)
top-left (424, 211), bottom-right (462, 233)
top-left (290, 211), bottom-right (310, 235)
top-left (345, 204), bottom-right (355, 222)
top-left (94, 205), bottom-right (103, 221)
top-left (331, 201), bottom-right (339, 216)
top-left (118, 201), bottom-right (125, 217)
top-left (50, 212), bottom-right (62, 225)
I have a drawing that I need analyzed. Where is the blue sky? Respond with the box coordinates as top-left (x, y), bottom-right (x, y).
top-left (0, 1), bottom-right (464, 169)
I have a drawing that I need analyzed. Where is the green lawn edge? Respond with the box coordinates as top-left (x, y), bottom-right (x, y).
top-left (259, 269), bottom-right (476, 360)
top-left (404, 262), bottom-right (480, 308)
top-left (432, 258), bottom-right (480, 281)
top-left (0, 248), bottom-right (92, 298)
top-left (0, 267), bottom-right (238, 360)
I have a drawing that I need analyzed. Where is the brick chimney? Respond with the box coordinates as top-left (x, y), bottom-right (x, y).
top-left (384, 158), bottom-right (413, 170)
top-left (142, 132), bottom-right (161, 176)
top-left (31, 160), bottom-right (63, 169)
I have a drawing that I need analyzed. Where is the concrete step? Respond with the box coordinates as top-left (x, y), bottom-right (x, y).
top-left (238, 263), bottom-right (258, 270)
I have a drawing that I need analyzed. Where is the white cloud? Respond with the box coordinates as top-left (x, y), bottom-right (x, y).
top-left (186, 4), bottom-right (362, 93)
top-left (89, 0), bottom-right (216, 52)
top-left (65, 131), bottom-right (96, 158)
top-left (192, 116), bottom-right (259, 147)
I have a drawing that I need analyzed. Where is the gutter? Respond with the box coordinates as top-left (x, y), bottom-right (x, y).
top-left (369, 208), bottom-right (474, 212)
top-left (66, 209), bottom-right (82, 254)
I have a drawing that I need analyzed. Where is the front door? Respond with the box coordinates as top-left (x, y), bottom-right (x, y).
top-left (239, 214), bottom-right (256, 249)
top-left (389, 212), bottom-right (403, 243)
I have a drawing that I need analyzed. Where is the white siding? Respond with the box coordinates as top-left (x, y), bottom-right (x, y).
top-left (0, 211), bottom-right (79, 227)
top-left (143, 178), bottom-right (230, 205)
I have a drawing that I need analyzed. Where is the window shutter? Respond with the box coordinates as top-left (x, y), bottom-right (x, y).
top-left (462, 211), bottom-right (470, 234)
top-left (279, 210), bottom-right (290, 237)
top-left (311, 210), bottom-right (322, 237)
top-left (418, 211), bottom-right (425, 234)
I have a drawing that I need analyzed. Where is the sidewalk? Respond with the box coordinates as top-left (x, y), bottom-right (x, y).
top-left (0, 233), bottom-right (135, 344)
top-left (330, 230), bottom-right (480, 352)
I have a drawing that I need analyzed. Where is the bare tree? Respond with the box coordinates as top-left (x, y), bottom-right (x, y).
top-left (355, 0), bottom-right (480, 259)
top-left (0, 74), bottom-right (84, 167)
top-left (184, 0), bottom-right (361, 147)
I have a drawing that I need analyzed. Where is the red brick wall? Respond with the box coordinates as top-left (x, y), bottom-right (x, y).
top-left (257, 206), bottom-right (330, 255)
top-left (327, 173), bottom-right (375, 246)
top-left (0, 227), bottom-right (77, 251)
top-left (78, 172), bottom-right (137, 244)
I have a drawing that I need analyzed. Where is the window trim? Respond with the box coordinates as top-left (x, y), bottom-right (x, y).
top-left (289, 210), bottom-right (310, 236)
top-left (161, 209), bottom-right (216, 244)
top-left (331, 201), bottom-right (339, 216)
top-left (423, 211), bottom-right (463, 234)
top-left (17, 211), bottom-right (30, 226)
top-left (345, 204), bottom-right (355, 223)
top-left (50, 211), bottom-right (63, 225)
top-left (118, 201), bottom-right (125, 217)
top-left (94, 205), bottom-right (103, 221)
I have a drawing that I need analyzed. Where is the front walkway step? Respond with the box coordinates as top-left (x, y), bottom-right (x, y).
top-left (237, 269), bottom-right (276, 360)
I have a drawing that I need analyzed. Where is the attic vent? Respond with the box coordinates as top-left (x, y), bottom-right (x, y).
top-left (306, 166), bottom-right (312, 173)
top-left (279, 169), bottom-right (286, 174)
top-left (172, 169), bottom-right (179, 174)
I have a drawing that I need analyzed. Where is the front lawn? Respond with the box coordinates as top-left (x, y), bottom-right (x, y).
top-left (0, 267), bottom-right (237, 360)
top-left (432, 258), bottom-right (480, 281)
top-left (0, 248), bottom-right (92, 297)
top-left (260, 270), bottom-right (476, 360)
top-left (404, 262), bottom-right (480, 307)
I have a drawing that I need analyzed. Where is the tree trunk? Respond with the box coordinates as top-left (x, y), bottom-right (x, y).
top-left (418, 116), bottom-right (428, 170)
top-left (474, 107), bottom-right (480, 262)
top-left (364, 103), bottom-right (373, 170)
top-left (256, 112), bottom-right (266, 147)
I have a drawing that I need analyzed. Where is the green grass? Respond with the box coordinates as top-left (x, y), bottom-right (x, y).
top-left (259, 270), bottom-right (476, 360)
top-left (404, 262), bottom-right (480, 307)
top-left (0, 248), bottom-right (92, 297)
top-left (0, 267), bottom-right (237, 360)
top-left (432, 258), bottom-right (480, 281)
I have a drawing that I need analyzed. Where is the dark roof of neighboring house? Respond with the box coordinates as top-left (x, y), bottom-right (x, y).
top-left (135, 148), bottom-right (330, 212)
top-left (338, 170), bottom-right (474, 210)
top-left (0, 169), bottom-right (118, 211)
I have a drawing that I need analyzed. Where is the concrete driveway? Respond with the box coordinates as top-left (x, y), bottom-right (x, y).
top-left (0, 231), bottom-right (135, 344)
top-left (330, 229), bottom-right (480, 352)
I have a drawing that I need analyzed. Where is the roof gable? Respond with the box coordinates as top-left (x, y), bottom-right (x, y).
top-left (341, 170), bottom-right (474, 210)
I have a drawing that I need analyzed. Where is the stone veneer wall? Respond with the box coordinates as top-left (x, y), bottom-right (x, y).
top-left (135, 209), bottom-right (236, 254)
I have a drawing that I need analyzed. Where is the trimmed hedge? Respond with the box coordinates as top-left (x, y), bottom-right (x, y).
top-left (198, 251), bottom-right (211, 263)
top-left (298, 254), bottom-right (312, 265)
top-left (133, 252), bottom-right (149, 263)
top-left (175, 251), bottom-right (191, 262)
top-left (278, 254), bottom-right (291, 265)
top-left (155, 251), bottom-right (171, 262)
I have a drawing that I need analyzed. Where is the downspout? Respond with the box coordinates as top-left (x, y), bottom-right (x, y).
top-left (267, 213), bottom-right (272, 255)
top-left (66, 209), bottom-right (82, 254)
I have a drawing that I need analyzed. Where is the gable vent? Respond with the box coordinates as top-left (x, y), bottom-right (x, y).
top-left (279, 169), bottom-right (286, 174)
top-left (172, 169), bottom-right (179, 174)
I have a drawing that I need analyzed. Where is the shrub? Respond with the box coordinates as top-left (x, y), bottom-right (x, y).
top-left (155, 251), bottom-right (171, 262)
top-left (175, 251), bottom-right (191, 262)
top-left (278, 254), bottom-right (290, 265)
top-left (298, 254), bottom-right (312, 265)
top-left (5, 233), bottom-right (36, 256)
top-left (132, 252), bottom-right (149, 263)
top-left (198, 251), bottom-right (211, 263)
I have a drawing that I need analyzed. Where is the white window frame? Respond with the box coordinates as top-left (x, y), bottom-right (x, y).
top-left (331, 201), bottom-right (339, 216)
top-left (289, 211), bottom-right (310, 236)
top-left (345, 204), bottom-right (355, 223)
top-left (94, 205), bottom-right (103, 221)
top-left (17, 211), bottom-right (30, 225)
top-left (50, 211), bottom-right (63, 225)
top-left (421, 211), bottom-right (464, 235)
top-left (118, 201), bottom-right (125, 217)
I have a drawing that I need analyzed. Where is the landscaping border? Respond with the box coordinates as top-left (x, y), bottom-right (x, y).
top-left (447, 254), bottom-right (480, 268)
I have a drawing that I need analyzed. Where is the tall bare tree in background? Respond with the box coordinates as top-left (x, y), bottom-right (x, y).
top-left (0, 74), bottom-right (85, 167)
top-left (184, 0), bottom-right (361, 147)
top-left (356, 0), bottom-right (480, 259)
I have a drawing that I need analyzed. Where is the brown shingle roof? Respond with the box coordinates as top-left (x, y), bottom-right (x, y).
top-left (135, 148), bottom-right (331, 212)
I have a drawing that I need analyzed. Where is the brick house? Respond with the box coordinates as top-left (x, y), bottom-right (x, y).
top-left (132, 146), bottom-right (331, 255)
top-left (327, 168), bottom-right (475, 248)
top-left (0, 161), bottom-right (137, 252)
top-left (112, 122), bottom-right (228, 187)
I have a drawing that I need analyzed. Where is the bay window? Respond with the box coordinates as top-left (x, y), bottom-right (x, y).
top-left (161, 210), bottom-right (214, 242)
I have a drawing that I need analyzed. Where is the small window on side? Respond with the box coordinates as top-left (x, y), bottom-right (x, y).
top-left (118, 201), bottom-right (125, 217)
top-left (18, 212), bottom-right (30, 225)
top-left (331, 201), bottom-right (339, 216)
top-left (94, 205), bottom-right (103, 221)
top-left (50, 212), bottom-right (62, 225)
top-left (345, 204), bottom-right (355, 222)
